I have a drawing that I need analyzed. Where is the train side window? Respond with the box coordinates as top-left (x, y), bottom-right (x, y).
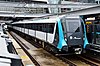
top-left (19, 24), bottom-right (21, 27)
top-left (33, 24), bottom-right (34, 30)
top-left (42, 24), bottom-right (44, 32)
top-left (32, 23), bottom-right (35, 30)
top-left (25, 24), bottom-right (27, 28)
top-left (40, 24), bottom-right (43, 31)
top-left (48, 24), bottom-right (52, 33)
top-left (29, 23), bottom-right (32, 29)
top-left (28, 24), bottom-right (31, 29)
top-left (35, 23), bottom-right (42, 31)
top-left (30, 23), bottom-right (54, 33)
top-left (23, 24), bottom-right (25, 28)
top-left (22, 24), bottom-right (24, 28)
top-left (20, 24), bottom-right (22, 28)
top-left (48, 23), bottom-right (55, 34)
top-left (34, 23), bottom-right (36, 30)
top-left (43, 24), bottom-right (47, 32)
top-left (45, 24), bottom-right (48, 33)
top-left (27, 24), bottom-right (29, 29)
top-left (18, 24), bottom-right (20, 27)
top-left (37, 24), bottom-right (39, 31)
top-left (37, 24), bottom-right (40, 31)
top-left (21, 24), bottom-right (22, 27)
top-left (38, 24), bottom-right (40, 31)
top-left (26, 24), bottom-right (28, 29)
top-left (43, 24), bottom-right (47, 33)
top-left (17, 24), bottom-right (18, 27)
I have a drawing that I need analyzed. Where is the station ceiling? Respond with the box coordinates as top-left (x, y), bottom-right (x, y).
top-left (0, 0), bottom-right (47, 3)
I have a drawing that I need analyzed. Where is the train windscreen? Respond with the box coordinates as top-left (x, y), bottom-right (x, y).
top-left (62, 18), bottom-right (81, 37)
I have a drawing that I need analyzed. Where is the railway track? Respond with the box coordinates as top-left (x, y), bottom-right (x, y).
top-left (9, 31), bottom-right (100, 66)
top-left (77, 55), bottom-right (100, 66)
top-left (9, 32), bottom-right (40, 66)
top-left (80, 53), bottom-right (100, 66)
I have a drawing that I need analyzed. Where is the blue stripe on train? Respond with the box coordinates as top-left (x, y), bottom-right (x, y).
top-left (92, 32), bottom-right (100, 34)
top-left (80, 17), bottom-right (89, 48)
top-left (57, 18), bottom-right (67, 50)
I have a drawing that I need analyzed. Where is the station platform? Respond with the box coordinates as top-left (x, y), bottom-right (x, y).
top-left (0, 31), bottom-right (21, 66)
top-left (7, 32), bottom-right (35, 66)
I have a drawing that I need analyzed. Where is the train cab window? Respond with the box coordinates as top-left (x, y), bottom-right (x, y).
top-left (67, 22), bottom-right (80, 32)
top-left (75, 27), bottom-right (80, 32)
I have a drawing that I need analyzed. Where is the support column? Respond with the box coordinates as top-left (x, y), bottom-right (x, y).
top-left (47, 0), bottom-right (61, 13)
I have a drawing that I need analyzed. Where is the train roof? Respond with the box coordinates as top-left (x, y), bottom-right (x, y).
top-left (12, 17), bottom-right (59, 24)
top-left (12, 15), bottom-right (66, 24)
top-left (64, 15), bottom-right (80, 18)
top-left (12, 15), bottom-right (80, 24)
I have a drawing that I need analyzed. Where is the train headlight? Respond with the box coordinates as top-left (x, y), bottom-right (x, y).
top-left (65, 38), bottom-right (67, 41)
top-left (64, 34), bottom-right (67, 41)
top-left (70, 36), bottom-right (73, 39)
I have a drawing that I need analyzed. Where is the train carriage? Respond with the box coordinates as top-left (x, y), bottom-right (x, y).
top-left (82, 16), bottom-right (100, 53)
top-left (7, 15), bottom-right (85, 55)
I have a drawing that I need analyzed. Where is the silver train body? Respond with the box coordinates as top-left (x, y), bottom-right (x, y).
top-left (8, 15), bottom-right (84, 54)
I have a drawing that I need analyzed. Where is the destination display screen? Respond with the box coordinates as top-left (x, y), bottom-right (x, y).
top-left (86, 21), bottom-right (92, 24)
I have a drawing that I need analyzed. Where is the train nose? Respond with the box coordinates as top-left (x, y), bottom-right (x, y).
top-left (61, 46), bottom-right (82, 54)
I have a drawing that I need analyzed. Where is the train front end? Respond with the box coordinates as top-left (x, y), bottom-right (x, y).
top-left (57, 15), bottom-right (84, 54)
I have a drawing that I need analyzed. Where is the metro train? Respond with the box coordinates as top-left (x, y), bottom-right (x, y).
top-left (83, 17), bottom-right (100, 52)
top-left (7, 15), bottom-right (86, 55)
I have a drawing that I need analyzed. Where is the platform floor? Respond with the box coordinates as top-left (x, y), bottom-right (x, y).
top-left (7, 32), bottom-right (35, 66)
